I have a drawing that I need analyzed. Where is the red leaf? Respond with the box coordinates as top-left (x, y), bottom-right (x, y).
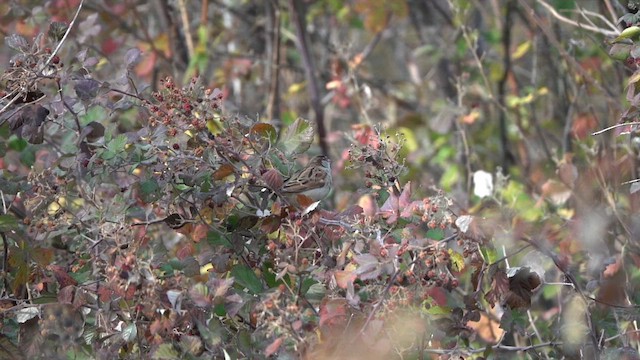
top-left (176, 243), bottom-right (195, 260)
top-left (264, 337), bottom-right (284, 357)
top-left (190, 224), bottom-right (208, 243)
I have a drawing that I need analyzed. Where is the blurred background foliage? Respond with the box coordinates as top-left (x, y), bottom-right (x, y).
top-left (2, 0), bottom-right (640, 358)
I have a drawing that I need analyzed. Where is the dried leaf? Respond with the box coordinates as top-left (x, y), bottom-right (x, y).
top-left (503, 267), bottom-right (542, 309)
top-left (485, 268), bottom-right (509, 308)
top-left (213, 163), bottom-right (235, 180)
top-left (49, 264), bottom-right (79, 288)
top-left (334, 269), bottom-right (357, 289)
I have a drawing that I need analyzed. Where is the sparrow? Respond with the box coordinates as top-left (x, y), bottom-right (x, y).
top-left (281, 155), bottom-right (332, 207)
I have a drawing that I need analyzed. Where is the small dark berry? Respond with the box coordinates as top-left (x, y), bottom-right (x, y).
top-left (172, 143), bottom-right (180, 150)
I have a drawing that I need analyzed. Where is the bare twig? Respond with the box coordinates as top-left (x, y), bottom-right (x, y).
top-left (265, 0), bottom-right (282, 122)
top-left (591, 121), bottom-right (640, 136)
top-left (536, 0), bottom-right (618, 37)
top-left (287, 0), bottom-right (328, 155)
top-left (177, 0), bottom-right (195, 59)
top-left (43, 0), bottom-right (85, 69)
top-left (422, 341), bottom-right (561, 355)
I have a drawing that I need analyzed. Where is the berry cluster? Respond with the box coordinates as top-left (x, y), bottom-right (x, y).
top-left (146, 77), bottom-right (223, 140)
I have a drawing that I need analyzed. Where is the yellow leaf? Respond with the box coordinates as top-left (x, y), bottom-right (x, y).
top-left (288, 82), bottom-right (306, 94)
top-left (512, 41), bottom-right (531, 60)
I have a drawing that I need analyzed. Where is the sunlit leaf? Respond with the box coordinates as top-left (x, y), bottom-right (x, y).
top-left (613, 25), bottom-right (640, 43)
top-left (426, 228), bottom-right (444, 240)
top-left (511, 40), bottom-right (531, 60)
top-left (15, 307), bottom-right (39, 323)
top-left (449, 249), bottom-right (465, 272)
top-left (278, 117), bottom-right (314, 156)
top-left (121, 323), bottom-right (137, 343)
top-left (424, 305), bottom-right (451, 316)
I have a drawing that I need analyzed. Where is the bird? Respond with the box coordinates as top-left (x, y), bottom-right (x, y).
top-left (281, 155), bottom-right (332, 207)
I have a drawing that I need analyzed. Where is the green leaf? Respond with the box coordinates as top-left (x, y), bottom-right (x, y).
top-left (305, 282), bottom-right (326, 302)
top-left (449, 249), bottom-right (465, 272)
top-left (231, 264), bottom-right (263, 294)
top-left (0, 215), bottom-right (19, 232)
top-left (426, 228), bottom-right (444, 240)
top-left (207, 231), bottom-right (232, 249)
top-left (439, 165), bottom-right (460, 191)
top-left (121, 323), bottom-right (137, 343)
top-left (8, 136), bottom-right (27, 151)
top-left (425, 305), bottom-right (451, 316)
top-left (138, 179), bottom-right (160, 202)
top-left (173, 183), bottom-right (192, 192)
top-left (152, 343), bottom-right (180, 360)
top-left (197, 318), bottom-right (224, 348)
top-left (480, 247), bottom-right (499, 264)
top-left (278, 117), bottom-right (314, 156)
top-left (609, 43), bottom-right (632, 61)
top-left (613, 26), bottom-right (640, 43)
top-left (107, 134), bottom-right (128, 153)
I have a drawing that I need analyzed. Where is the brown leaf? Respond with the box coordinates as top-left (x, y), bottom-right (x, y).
top-left (503, 267), bottom-right (542, 309)
top-left (212, 163), bottom-right (235, 180)
top-left (597, 256), bottom-right (630, 307)
top-left (260, 215), bottom-right (282, 234)
top-left (485, 268), bottom-right (509, 308)
top-left (261, 168), bottom-right (284, 190)
top-left (49, 265), bottom-right (79, 288)
top-left (57, 285), bottom-right (76, 304)
top-left (190, 224), bottom-right (208, 243)
top-left (8, 104), bottom-right (49, 144)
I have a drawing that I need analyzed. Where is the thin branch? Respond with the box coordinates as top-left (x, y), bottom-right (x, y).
top-left (591, 121), bottom-right (640, 136)
top-left (265, 0), bottom-right (282, 122)
top-left (536, 0), bottom-right (618, 37)
top-left (43, 0), bottom-right (85, 69)
top-left (287, 0), bottom-right (328, 155)
top-left (422, 341), bottom-right (561, 355)
top-left (177, 0), bottom-right (195, 59)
